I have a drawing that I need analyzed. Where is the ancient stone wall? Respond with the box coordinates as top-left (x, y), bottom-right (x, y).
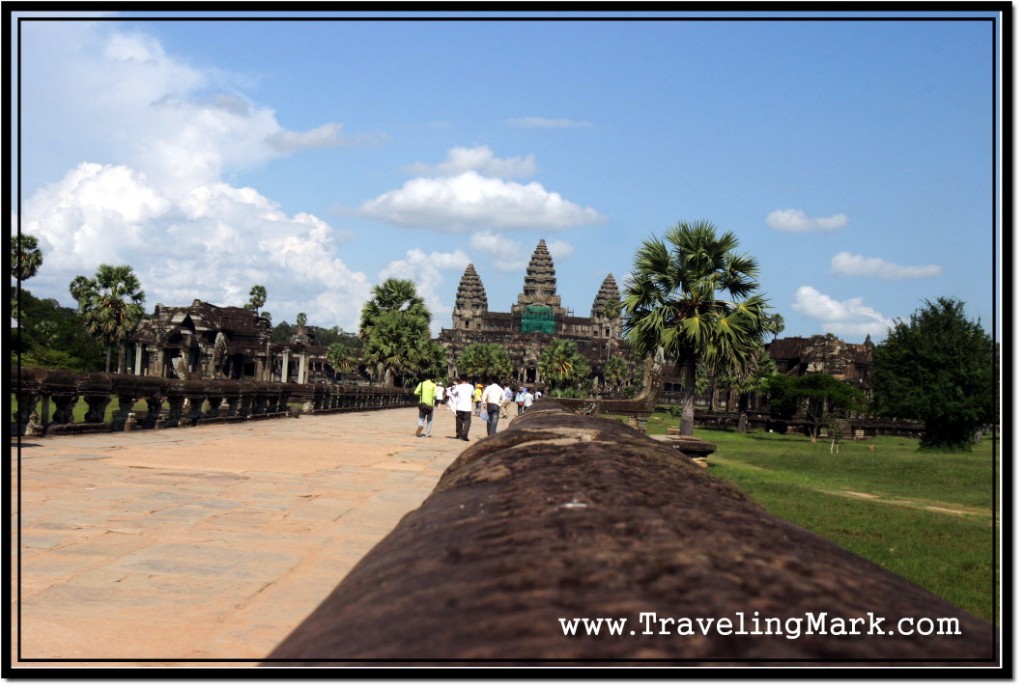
top-left (10, 366), bottom-right (413, 437)
top-left (264, 400), bottom-right (996, 665)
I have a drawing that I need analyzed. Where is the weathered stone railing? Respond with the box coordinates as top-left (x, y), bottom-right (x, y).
top-left (10, 366), bottom-right (414, 437)
top-left (263, 399), bottom-right (995, 664)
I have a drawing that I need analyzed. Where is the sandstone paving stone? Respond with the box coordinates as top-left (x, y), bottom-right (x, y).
top-left (11, 407), bottom-right (468, 668)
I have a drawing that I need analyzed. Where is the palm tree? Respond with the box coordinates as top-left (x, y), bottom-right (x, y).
top-left (326, 342), bottom-right (358, 379)
top-left (457, 343), bottom-right (513, 382)
top-left (358, 278), bottom-right (432, 387)
top-left (538, 339), bottom-right (591, 390)
top-left (11, 233), bottom-right (43, 282)
top-left (11, 233), bottom-right (44, 329)
top-left (69, 264), bottom-right (147, 373)
top-left (621, 220), bottom-right (770, 436)
top-left (245, 285), bottom-right (267, 313)
top-left (603, 355), bottom-right (629, 394)
top-left (766, 312), bottom-right (785, 342)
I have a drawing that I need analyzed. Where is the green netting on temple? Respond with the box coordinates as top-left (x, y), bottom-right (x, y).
top-left (520, 305), bottom-right (555, 334)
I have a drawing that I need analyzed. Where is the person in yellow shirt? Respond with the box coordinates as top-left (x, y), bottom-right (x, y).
top-left (413, 377), bottom-right (437, 438)
top-left (473, 383), bottom-right (483, 416)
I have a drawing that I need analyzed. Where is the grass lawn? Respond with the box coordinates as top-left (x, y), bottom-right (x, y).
top-left (614, 411), bottom-right (999, 623)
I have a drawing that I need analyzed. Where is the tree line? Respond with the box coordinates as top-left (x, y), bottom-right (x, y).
top-left (10, 226), bottom-right (997, 451)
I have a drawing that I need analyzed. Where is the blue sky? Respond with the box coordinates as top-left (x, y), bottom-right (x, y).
top-left (13, 9), bottom-right (1002, 341)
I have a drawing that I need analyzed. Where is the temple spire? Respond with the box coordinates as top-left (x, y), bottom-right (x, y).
top-left (452, 263), bottom-right (488, 331)
top-left (591, 273), bottom-right (620, 317)
top-left (517, 239), bottom-right (561, 308)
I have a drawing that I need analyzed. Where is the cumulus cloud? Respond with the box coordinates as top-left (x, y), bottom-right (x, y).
top-left (404, 146), bottom-right (536, 178)
top-left (22, 23), bottom-right (362, 198)
top-left (471, 231), bottom-right (527, 271)
top-left (830, 252), bottom-right (942, 280)
top-left (24, 163), bottom-right (372, 330)
top-left (506, 116), bottom-right (595, 129)
top-left (360, 171), bottom-right (604, 233)
top-left (378, 248), bottom-right (472, 335)
top-left (19, 21), bottom-right (377, 330)
top-left (792, 286), bottom-right (895, 339)
top-left (766, 209), bottom-right (849, 232)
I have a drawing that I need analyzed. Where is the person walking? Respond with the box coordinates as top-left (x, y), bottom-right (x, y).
top-left (500, 384), bottom-right (514, 419)
top-left (413, 376), bottom-right (437, 438)
top-left (515, 387), bottom-right (526, 415)
top-left (473, 383), bottom-right (483, 416)
top-left (452, 376), bottom-right (475, 441)
top-left (482, 378), bottom-right (505, 437)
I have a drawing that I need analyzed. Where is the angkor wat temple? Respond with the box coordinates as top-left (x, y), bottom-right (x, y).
top-left (437, 240), bottom-right (627, 384)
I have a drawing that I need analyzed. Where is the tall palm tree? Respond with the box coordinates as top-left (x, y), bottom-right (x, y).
top-left (621, 220), bottom-right (770, 436)
top-left (358, 278), bottom-right (432, 387)
top-left (245, 285), bottom-right (267, 313)
top-left (766, 312), bottom-right (785, 342)
top-left (11, 233), bottom-right (44, 328)
top-left (69, 264), bottom-right (147, 373)
top-left (11, 233), bottom-right (43, 282)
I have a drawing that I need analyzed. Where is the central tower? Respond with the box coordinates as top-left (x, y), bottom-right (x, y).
top-left (512, 240), bottom-right (567, 334)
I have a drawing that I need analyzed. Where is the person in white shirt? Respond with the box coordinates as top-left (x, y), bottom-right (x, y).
top-left (452, 377), bottom-right (475, 441)
top-left (501, 385), bottom-right (514, 419)
top-left (523, 389), bottom-right (534, 410)
top-left (482, 379), bottom-right (505, 437)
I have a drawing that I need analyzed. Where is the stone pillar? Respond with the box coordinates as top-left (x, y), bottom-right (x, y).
top-left (134, 344), bottom-right (144, 375)
top-left (298, 352), bottom-right (308, 385)
top-left (281, 349), bottom-right (291, 383)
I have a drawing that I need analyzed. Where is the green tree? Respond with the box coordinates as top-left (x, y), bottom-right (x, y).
top-left (621, 220), bottom-right (770, 435)
top-left (766, 312), bottom-right (785, 342)
top-left (603, 355), bottom-right (629, 393)
top-left (11, 233), bottom-right (43, 282)
top-left (358, 278), bottom-right (433, 387)
top-left (326, 342), bottom-right (358, 379)
top-left (456, 343), bottom-right (513, 382)
top-left (415, 339), bottom-right (449, 381)
top-left (872, 297), bottom-right (995, 451)
top-left (245, 285), bottom-right (267, 313)
top-left (69, 264), bottom-right (146, 373)
top-left (11, 290), bottom-right (104, 370)
top-left (793, 373), bottom-right (865, 443)
top-left (538, 339), bottom-right (591, 389)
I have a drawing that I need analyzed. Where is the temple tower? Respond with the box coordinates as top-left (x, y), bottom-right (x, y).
top-left (590, 273), bottom-right (623, 339)
top-left (452, 264), bottom-right (488, 331)
top-left (516, 240), bottom-right (562, 311)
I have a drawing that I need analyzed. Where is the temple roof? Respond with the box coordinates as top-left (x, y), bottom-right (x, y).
top-left (518, 239), bottom-right (561, 308)
top-left (591, 273), bottom-right (621, 316)
top-left (454, 263), bottom-right (488, 313)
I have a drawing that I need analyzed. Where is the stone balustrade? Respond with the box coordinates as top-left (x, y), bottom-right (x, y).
top-left (264, 399), bottom-right (995, 664)
top-left (10, 366), bottom-right (414, 437)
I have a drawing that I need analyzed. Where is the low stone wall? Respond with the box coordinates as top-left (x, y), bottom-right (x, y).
top-left (10, 366), bottom-right (414, 437)
top-left (264, 399), bottom-right (996, 665)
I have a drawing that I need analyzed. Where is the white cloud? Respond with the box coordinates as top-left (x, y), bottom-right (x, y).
top-left (22, 22), bottom-right (361, 199)
top-left (471, 231), bottom-right (527, 271)
top-left (792, 286), bottom-right (895, 339)
top-left (19, 21), bottom-right (376, 331)
top-left (546, 239), bottom-right (575, 261)
top-left (766, 209), bottom-right (849, 232)
top-left (404, 146), bottom-right (536, 178)
top-left (506, 116), bottom-right (595, 129)
top-left (378, 248), bottom-right (472, 335)
top-left (830, 252), bottom-right (942, 280)
top-left (24, 163), bottom-right (372, 331)
top-left (360, 171), bottom-right (604, 233)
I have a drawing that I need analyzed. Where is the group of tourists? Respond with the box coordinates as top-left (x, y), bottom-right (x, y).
top-left (412, 376), bottom-right (541, 442)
